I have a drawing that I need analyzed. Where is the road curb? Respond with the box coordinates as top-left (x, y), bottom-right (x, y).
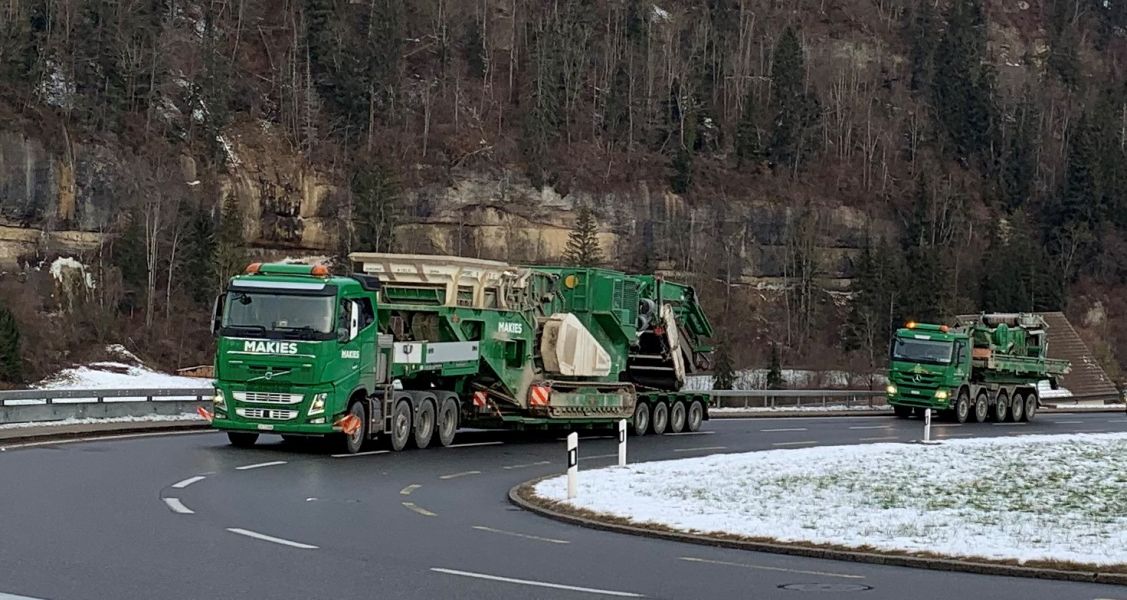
top-left (708, 406), bottom-right (1124, 419)
top-left (0, 422), bottom-right (211, 447)
top-left (508, 476), bottom-right (1127, 586)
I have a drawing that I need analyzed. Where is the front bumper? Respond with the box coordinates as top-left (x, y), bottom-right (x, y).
top-left (887, 386), bottom-right (950, 409)
top-left (210, 385), bottom-right (342, 435)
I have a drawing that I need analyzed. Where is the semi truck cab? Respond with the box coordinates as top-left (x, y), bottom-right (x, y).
top-left (886, 322), bottom-right (969, 413)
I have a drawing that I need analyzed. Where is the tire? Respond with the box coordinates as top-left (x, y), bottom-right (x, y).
top-left (991, 391), bottom-right (1009, 423)
top-left (227, 432), bottom-right (258, 448)
top-left (893, 405), bottom-right (911, 419)
top-left (337, 400), bottom-right (367, 455)
top-left (1009, 390), bottom-right (1025, 422)
top-left (651, 402), bottom-right (669, 435)
top-left (687, 400), bottom-right (704, 432)
top-left (954, 392), bottom-right (970, 424)
top-left (390, 399), bottom-right (413, 452)
top-left (1023, 393), bottom-right (1038, 422)
top-left (972, 391), bottom-right (988, 423)
top-left (436, 397), bottom-right (459, 447)
top-left (669, 401), bottom-right (686, 434)
top-left (631, 402), bottom-right (650, 436)
top-left (413, 399), bottom-right (436, 449)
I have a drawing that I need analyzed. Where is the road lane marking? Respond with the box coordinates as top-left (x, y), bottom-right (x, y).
top-left (583, 453), bottom-right (620, 460)
top-left (760, 427), bottom-right (808, 432)
top-left (402, 502), bottom-right (437, 517)
top-left (933, 424), bottom-right (962, 428)
top-left (227, 528), bottom-right (318, 549)
top-left (666, 431), bottom-right (715, 436)
top-left (1050, 420), bottom-right (1085, 424)
top-left (673, 446), bottom-right (728, 453)
top-left (0, 591), bottom-right (51, 600)
top-left (331, 450), bottom-right (390, 458)
top-left (162, 498), bottom-right (194, 514)
top-left (679, 556), bottom-right (864, 579)
top-left (849, 425), bottom-right (890, 430)
top-left (860, 436), bottom-right (900, 441)
top-left (400, 484), bottom-right (421, 496)
top-left (0, 429), bottom-right (213, 452)
top-left (235, 460), bottom-right (287, 470)
top-left (992, 423), bottom-right (1027, 427)
top-left (439, 470), bottom-right (481, 480)
top-left (503, 461), bottom-right (552, 470)
top-left (447, 441), bottom-right (504, 448)
top-left (556, 436), bottom-right (615, 441)
top-left (430, 568), bottom-right (644, 597)
top-left (472, 525), bottom-right (570, 544)
top-left (772, 440), bottom-right (817, 446)
top-left (940, 433), bottom-right (975, 437)
top-left (171, 476), bottom-right (206, 489)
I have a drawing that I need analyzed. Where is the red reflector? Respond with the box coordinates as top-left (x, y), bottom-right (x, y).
top-left (337, 415), bottom-right (361, 436)
top-left (196, 406), bottom-right (213, 423)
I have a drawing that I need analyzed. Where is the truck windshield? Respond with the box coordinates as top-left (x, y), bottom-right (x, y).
top-left (223, 292), bottom-right (335, 336)
top-left (892, 338), bottom-right (953, 365)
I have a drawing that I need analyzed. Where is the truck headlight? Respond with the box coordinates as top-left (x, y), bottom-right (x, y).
top-left (213, 390), bottom-right (226, 412)
top-left (309, 393), bottom-right (327, 416)
top-left (886, 385), bottom-right (897, 395)
top-left (935, 390), bottom-right (949, 400)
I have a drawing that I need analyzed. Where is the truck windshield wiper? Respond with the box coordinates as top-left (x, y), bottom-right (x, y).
top-left (225, 324), bottom-right (267, 334)
top-left (274, 325), bottom-right (323, 339)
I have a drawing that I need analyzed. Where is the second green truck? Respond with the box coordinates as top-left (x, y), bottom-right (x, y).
top-left (206, 253), bottom-right (714, 453)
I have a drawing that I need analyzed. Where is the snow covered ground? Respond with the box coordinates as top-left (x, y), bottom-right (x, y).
top-left (0, 413), bottom-right (203, 430)
top-left (32, 345), bottom-right (211, 392)
top-left (535, 433), bottom-right (1127, 567)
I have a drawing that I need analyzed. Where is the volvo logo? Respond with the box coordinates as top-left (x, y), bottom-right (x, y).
top-left (265, 370), bottom-right (274, 380)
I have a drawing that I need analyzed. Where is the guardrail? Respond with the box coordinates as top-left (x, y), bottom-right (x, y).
top-left (703, 389), bottom-right (887, 411)
top-left (0, 387), bottom-right (216, 425)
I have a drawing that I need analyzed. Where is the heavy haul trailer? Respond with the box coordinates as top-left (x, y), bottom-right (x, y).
top-left (206, 254), bottom-right (714, 453)
top-left (886, 313), bottom-right (1071, 423)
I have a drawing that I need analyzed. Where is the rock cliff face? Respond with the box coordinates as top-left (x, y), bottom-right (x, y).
top-left (0, 122), bottom-right (885, 285)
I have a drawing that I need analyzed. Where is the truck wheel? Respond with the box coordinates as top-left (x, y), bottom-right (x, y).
top-left (631, 403), bottom-right (650, 436)
top-left (413, 400), bottom-right (436, 449)
top-left (651, 402), bottom-right (669, 435)
top-left (687, 400), bottom-right (704, 432)
top-left (972, 391), bottom-right (987, 423)
top-left (227, 432), bottom-right (258, 448)
top-left (893, 405), bottom-right (911, 419)
top-left (436, 397), bottom-right (458, 447)
top-left (1023, 393), bottom-right (1038, 422)
top-left (953, 393), bottom-right (970, 424)
top-left (1009, 391), bottom-right (1025, 422)
top-left (390, 399), bottom-right (413, 452)
top-left (991, 391), bottom-right (1009, 422)
top-left (338, 401), bottom-right (367, 455)
top-left (669, 401), bottom-right (686, 433)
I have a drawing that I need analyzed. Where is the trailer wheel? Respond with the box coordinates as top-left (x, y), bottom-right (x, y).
top-left (669, 401), bottom-right (687, 433)
top-left (631, 402), bottom-right (650, 436)
top-left (390, 399), bottom-right (413, 452)
top-left (338, 400), bottom-right (367, 454)
top-left (971, 390), bottom-right (987, 423)
top-left (413, 400), bottom-right (436, 449)
top-left (1023, 393), bottom-right (1038, 422)
top-left (954, 393), bottom-right (970, 424)
top-left (991, 390), bottom-right (1009, 422)
top-left (651, 402), bottom-right (669, 435)
top-left (687, 400), bottom-right (704, 432)
top-left (1008, 391), bottom-right (1025, 422)
top-left (436, 397), bottom-right (458, 447)
top-left (227, 432), bottom-right (258, 448)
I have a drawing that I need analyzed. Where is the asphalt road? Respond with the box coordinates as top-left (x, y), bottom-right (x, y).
top-left (1, 412), bottom-right (1126, 600)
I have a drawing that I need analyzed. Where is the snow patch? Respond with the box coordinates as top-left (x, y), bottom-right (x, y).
top-left (37, 61), bottom-right (76, 109)
top-left (33, 345), bottom-right (211, 391)
top-left (0, 413), bottom-right (204, 430)
top-left (49, 257), bottom-right (95, 290)
top-left (216, 135), bottom-right (240, 166)
top-left (686, 369), bottom-right (887, 391)
top-left (652, 4), bottom-right (671, 21)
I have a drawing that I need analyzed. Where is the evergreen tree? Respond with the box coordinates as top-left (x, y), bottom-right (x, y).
top-left (734, 88), bottom-right (762, 167)
top-left (1049, 112), bottom-right (1099, 236)
top-left (1047, 0), bottom-right (1082, 88)
top-left (564, 205), bottom-right (604, 266)
top-left (462, 17), bottom-right (486, 78)
top-left (906, 0), bottom-right (939, 93)
top-left (1001, 93), bottom-right (1039, 212)
top-left (351, 163), bottom-right (399, 253)
top-left (932, 0), bottom-right (994, 164)
top-left (670, 146), bottom-right (693, 193)
top-left (113, 213), bottom-right (148, 290)
top-left (712, 340), bottom-right (736, 390)
top-left (213, 195), bottom-right (247, 290)
top-left (767, 27), bottom-right (821, 173)
top-left (0, 307), bottom-right (21, 383)
top-left (766, 344), bottom-right (785, 390)
top-left (183, 207), bottom-right (217, 305)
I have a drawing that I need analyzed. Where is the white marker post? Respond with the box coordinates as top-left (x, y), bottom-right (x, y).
top-left (923, 408), bottom-right (934, 444)
top-left (566, 432), bottom-right (579, 499)
top-left (617, 419), bottom-right (627, 467)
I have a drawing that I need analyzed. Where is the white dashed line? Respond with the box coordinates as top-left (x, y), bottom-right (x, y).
top-left (1049, 421), bottom-right (1084, 425)
top-left (447, 441), bottom-right (504, 448)
top-left (171, 476), bottom-right (206, 489)
top-left (439, 470), bottom-right (481, 480)
top-left (760, 428), bottom-right (807, 432)
top-left (227, 527), bottom-right (318, 549)
top-left (331, 450), bottom-right (390, 458)
top-left (402, 502), bottom-right (437, 517)
top-left (772, 441), bottom-right (817, 447)
top-left (666, 431), bottom-right (715, 436)
top-left (472, 525), bottom-right (570, 544)
top-left (583, 453), bottom-right (620, 460)
top-left (430, 568), bottom-right (644, 597)
top-left (502, 461), bottom-right (552, 470)
top-left (849, 425), bottom-right (890, 430)
top-left (400, 484), bottom-right (421, 496)
top-left (0, 591), bottom-right (51, 600)
top-left (860, 436), bottom-right (900, 442)
top-left (162, 498), bottom-right (194, 514)
top-left (679, 556), bottom-right (864, 579)
top-left (992, 423), bottom-right (1027, 427)
top-left (235, 460), bottom-right (287, 470)
top-left (673, 446), bottom-right (728, 453)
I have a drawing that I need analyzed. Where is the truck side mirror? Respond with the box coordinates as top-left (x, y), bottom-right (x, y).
top-left (211, 294), bottom-right (225, 335)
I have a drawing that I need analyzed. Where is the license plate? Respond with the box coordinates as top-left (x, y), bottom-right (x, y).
top-left (257, 424), bottom-right (275, 431)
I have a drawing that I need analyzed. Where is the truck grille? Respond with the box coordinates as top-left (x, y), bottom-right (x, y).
top-left (236, 408), bottom-right (298, 421)
top-left (233, 391), bottom-right (303, 405)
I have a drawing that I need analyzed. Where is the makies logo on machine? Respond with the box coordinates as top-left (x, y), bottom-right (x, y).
top-left (498, 322), bottom-right (524, 335)
top-left (243, 340), bottom-right (299, 354)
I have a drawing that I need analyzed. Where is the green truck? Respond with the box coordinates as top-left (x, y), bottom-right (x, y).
top-left (204, 253), bottom-right (714, 453)
top-left (886, 313), bottom-right (1071, 423)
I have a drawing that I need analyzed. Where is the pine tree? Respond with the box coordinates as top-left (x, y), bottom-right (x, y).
top-left (907, 0), bottom-right (939, 93)
top-left (113, 213), bottom-right (148, 290)
top-left (735, 88), bottom-right (762, 167)
top-left (766, 344), bottom-right (785, 390)
top-left (670, 146), bottom-right (693, 193)
top-left (0, 307), bottom-right (22, 383)
top-left (1001, 93), bottom-right (1039, 212)
top-left (712, 340), bottom-right (736, 390)
top-left (351, 163), bottom-right (399, 253)
top-left (564, 205), bottom-right (604, 266)
top-left (213, 195), bottom-right (247, 290)
top-left (183, 207), bottom-right (217, 305)
top-left (933, 0), bottom-right (993, 164)
top-left (767, 27), bottom-right (820, 173)
top-left (462, 17), bottom-right (486, 78)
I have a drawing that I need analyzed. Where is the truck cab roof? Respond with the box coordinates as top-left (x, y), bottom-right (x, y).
top-left (229, 263), bottom-right (381, 294)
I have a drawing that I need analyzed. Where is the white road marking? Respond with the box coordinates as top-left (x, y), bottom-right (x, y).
top-left (849, 425), bottom-right (891, 430)
top-left (941, 433), bottom-right (975, 437)
top-left (402, 502), bottom-right (437, 517)
top-left (472, 525), bottom-right (570, 544)
top-left (772, 440), bottom-right (817, 447)
top-left (666, 431), bottom-right (715, 436)
top-left (583, 453), bottom-right (621, 460)
top-left (439, 470), bottom-right (481, 480)
top-left (992, 423), bottom-right (1027, 426)
top-left (171, 475), bottom-right (206, 489)
top-left (673, 446), bottom-right (728, 453)
top-left (0, 429), bottom-right (213, 452)
top-left (162, 498), bottom-right (194, 514)
top-left (331, 450), bottom-right (390, 458)
top-left (400, 484), bottom-right (421, 496)
top-left (235, 460), bottom-right (287, 470)
top-left (679, 556), bottom-right (864, 579)
top-left (226, 528), bottom-right (318, 549)
top-left (502, 460), bottom-right (552, 470)
top-left (1049, 420), bottom-right (1084, 424)
top-left (430, 568), bottom-right (644, 597)
top-left (447, 441), bottom-right (504, 448)
top-left (760, 427), bottom-right (807, 432)
top-left (556, 436), bottom-right (615, 441)
top-left (860, 436), bottom-right (900, 441)
top-left (0, 591), bottom-right (51, 600)
top-left (933, 424), bottom-right (962, 428)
